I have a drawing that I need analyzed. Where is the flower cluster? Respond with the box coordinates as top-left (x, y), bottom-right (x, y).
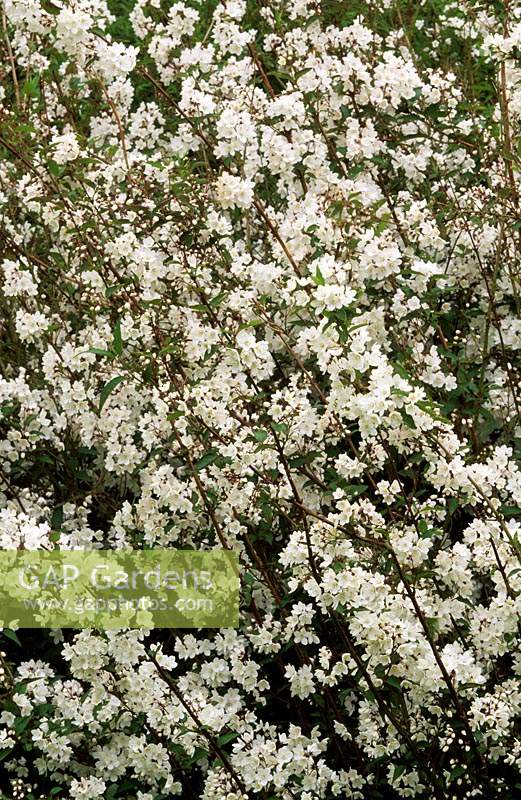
top-left (1, 0), bottom-right (521, 798)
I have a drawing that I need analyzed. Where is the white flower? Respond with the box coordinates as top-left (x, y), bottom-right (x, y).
top-left (285, 664), bottom-right (315, 699)
top-left (70, 777), bottom-right (106, 800)
top-left (215, 173), bottom-right (255, 209)
top-left (50, 131), bottom-right (81, 164)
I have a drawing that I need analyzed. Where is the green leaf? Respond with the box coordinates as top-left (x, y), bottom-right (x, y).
top-left (425, 616), bottom-right (439, 635)
top-left (14, 716), bottom-right (31, 735)
top-left (374, 216), bottom-right (390, 235)
top-left (99, 376), bottom-right (124, 412)
top-left (447, 497), bottom-right (459, 516)
top-left (51, 505), bottom-right (63, 529)
top-left (289, 451), bottom-right (320, 467)
top-left (238, 319), bottom-right (264, 331)
top-left (253, 429), bottom-right (268, 442)
top-left (89, 348), bottom-right (115, 360)
top-left (312, 267), bottom-right (325, 286)
top-left (36, 454), bottom-right (54, 465)
top-left (271, 422), bottom-right (288, 434)
top-left (401, 411), bottom-right (416, 429)
top-left (217, 731), bottom-right (239, 746)
top-left (112, 320), bottom-right (123, 356)
top-left (160, 344), bottom-right (180, 355)
top-left (195, 451), bottom-right (218, 470)
top-left (209, 292), bottom-right (227, 308)
top-left (449, 765), bottom-right (466, 781)
top-left (500, 505), bottom-right (521, 518)
top-left (22, 76), bottom-right (40, 99)
top-left (344, 484), bottom-right (367, 497)
top-left (47, 160), bottom-right (63, 177)
top-left (3, 629), bottom-right (21, 646)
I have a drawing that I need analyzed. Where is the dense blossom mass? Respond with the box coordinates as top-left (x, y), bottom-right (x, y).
top-left (1, 0), bottom-right (521, 797)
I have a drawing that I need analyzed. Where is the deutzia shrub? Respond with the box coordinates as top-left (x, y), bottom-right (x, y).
top-left (1, 0), bottom-right (521, 798)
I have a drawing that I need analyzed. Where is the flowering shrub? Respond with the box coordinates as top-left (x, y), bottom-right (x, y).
top-left (1, 0), bottom-right (521, 797)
